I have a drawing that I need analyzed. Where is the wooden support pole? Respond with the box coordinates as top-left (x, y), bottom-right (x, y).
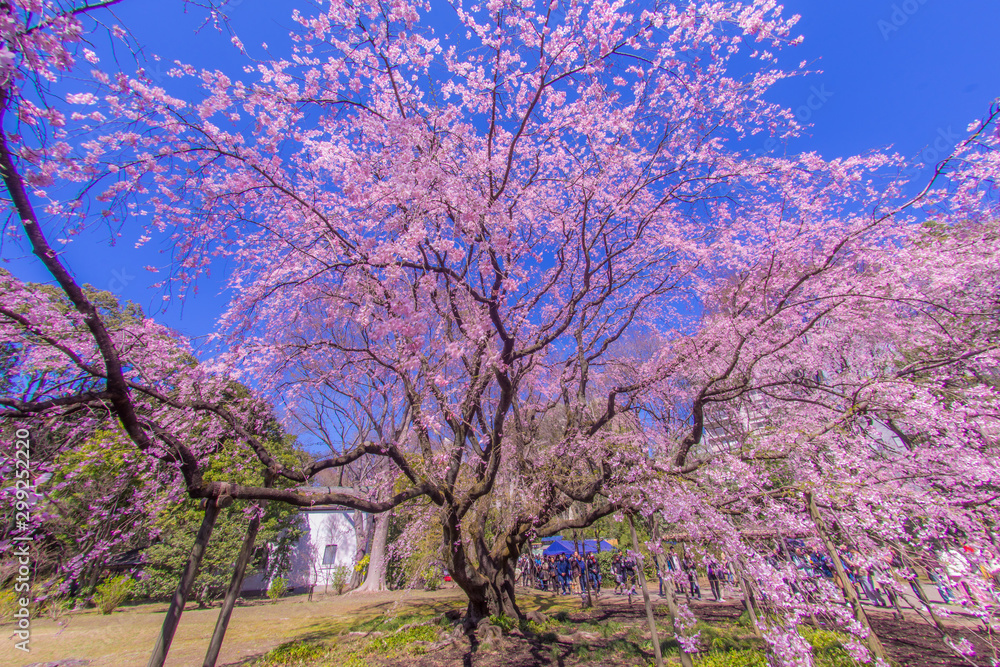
top-left (629, 514), bottom-right (663, 667)
top-left (649, 524), bottom-right (695, 667)
top-left (805, 492), bottom-right (886, 663)
top-left (148, 497), bottom-right (222, 667)
top-left (739, 574), bottom-right (763, 638)
top-left (202, 506), bottom-right (262, 667)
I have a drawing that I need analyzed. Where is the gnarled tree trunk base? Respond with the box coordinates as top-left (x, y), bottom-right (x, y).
top-left (462, 573), bottom-right (522, 630)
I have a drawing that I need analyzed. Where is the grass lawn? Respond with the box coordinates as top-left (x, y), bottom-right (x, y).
top-left (2, 587), bottom-right (471, 666)
top-left (2, 585), bottom-right (990, 667)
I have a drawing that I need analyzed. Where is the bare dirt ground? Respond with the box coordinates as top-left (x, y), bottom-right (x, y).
top-left (3, 584), bottom-right (995, 667)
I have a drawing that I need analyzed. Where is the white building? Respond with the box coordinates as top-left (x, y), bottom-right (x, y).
top-left (697, 395), bottom-right (771, 457)
top-left (242, 491), bottom-right (366, 595)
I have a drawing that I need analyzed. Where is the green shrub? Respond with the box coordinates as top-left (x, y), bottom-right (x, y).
top-left (800, 627), bottom-right (862, 667)
top-left (801, 627), bottom-right (847, 651)
top-left (695, 649), bottom-right (769, 667)
top-left (420, 567), bottom-right (443, 591)
top-left (331, 566), bottom-right (350, 594)
top-left (267, 576), bottom-right (288, 601)
top-left (489, 613), bottom-right (517, 633)
top-left (92, 574), bottom-right (135, 615)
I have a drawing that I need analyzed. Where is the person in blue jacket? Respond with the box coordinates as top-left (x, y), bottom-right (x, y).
top-left (555, 554), bottom-right (572, 595)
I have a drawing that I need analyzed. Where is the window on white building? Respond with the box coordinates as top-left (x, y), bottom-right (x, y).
top-left (322, 544), bottom-right (338, 567)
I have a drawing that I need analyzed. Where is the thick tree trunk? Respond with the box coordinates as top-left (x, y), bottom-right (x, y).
top-left (148, 499), bottom-right (220, 667)
top-left (202, 508), bottom-right (262, 667)
top-left (805, 492), bottom-right (886, 663)
top-left (460, 565), bottom-right (522, 627)
top-left (629, 515), bottom-right (663, 667)
top-left (440, 511), bottom-right (525, 627)
top-left (355, 509), bottom-right (391, 592)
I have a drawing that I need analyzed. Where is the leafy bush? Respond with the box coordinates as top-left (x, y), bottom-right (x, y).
top-left (420, 567), bottom-right (443, 591)
top-left (267, 576), bottom-right (288, 601)
top-left (800, 627), bottom-right (863, 667)
top-left (259, 641), bottom-right (327, 666)
top-left (92, 574), bottom-right (135, 615)
top-left (596, 550), bottom-right (616, 579)
top-left (339, 623), bottom-right (440, 666)
top-left (489, 613), bottom-right (517, 633)
top-left (331, 566), bottom-right (350, 594)
top-left (801, 627), bottom-right (848, 651)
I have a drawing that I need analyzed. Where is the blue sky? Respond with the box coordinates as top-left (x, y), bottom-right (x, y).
top-left (5, 0), bottom-right (999, 351)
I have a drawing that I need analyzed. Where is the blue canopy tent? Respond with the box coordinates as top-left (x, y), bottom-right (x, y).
top-left (580, 539), bottom-right (615, 554)
top-left (541, 540), bottom-right (575, 556)
top-left (542, 539), bottom-right (615, 556)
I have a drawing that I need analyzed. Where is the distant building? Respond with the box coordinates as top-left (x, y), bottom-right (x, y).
top-left (241, 487), bottom-right (367, 595)
top-left (695, 394), bottom-right (770, 458)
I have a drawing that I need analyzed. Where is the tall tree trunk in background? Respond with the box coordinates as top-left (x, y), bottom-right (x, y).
top-left (355, 508), bottom-right (391, 592)
top-left (629, 514), bottom-right (664, 667)
top-left (148, 498), bottom-right (222, 667)
top-left (202, 505), bottom-right (263, 667)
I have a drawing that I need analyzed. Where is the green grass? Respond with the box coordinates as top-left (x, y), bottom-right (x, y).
top-left (369, 624), bottom-right (439, 651)
top-left (694, 649), bottom-right (769, 667)
top-left (346, 611), bottom-right (432, 633)
top-left (333, 621), bottom-right (442, 667)
top-left (258, 641), bottom-right (329, 667)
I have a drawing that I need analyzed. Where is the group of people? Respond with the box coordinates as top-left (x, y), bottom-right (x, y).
top-left (516, 546), bottom-right (738, 604)
top-left (776, 542), bottom-right (999, 610)
top-left (516, 540), bottom-right (1000, 612)
top-left (656, 547), bottom-right (735, 603)
top-left (518, 553), bottom-right (602, 595)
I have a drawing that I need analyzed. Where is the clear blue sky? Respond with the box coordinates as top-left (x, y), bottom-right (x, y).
top-left (6, 0), bottom-right (999, 351)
